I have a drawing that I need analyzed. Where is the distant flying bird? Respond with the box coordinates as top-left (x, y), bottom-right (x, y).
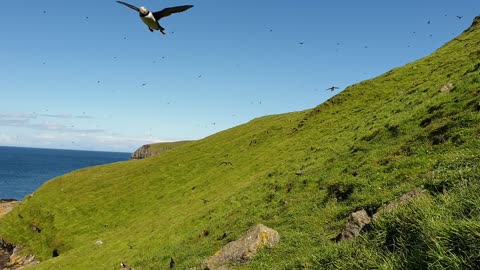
top-left (456, 16), bottom-right (463, 19)
top-left (326, 86), bottom-right (339, 91)
top-left (116, 1), bottom-right (193, 34)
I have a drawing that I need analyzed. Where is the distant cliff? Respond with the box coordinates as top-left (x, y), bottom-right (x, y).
top-left (131, 141), bottom-right (193, 159)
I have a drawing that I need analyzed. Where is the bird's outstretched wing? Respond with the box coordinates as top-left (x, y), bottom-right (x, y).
top-left (116, 1), bottom-right (140, 12)
top-left (153, 5), bottom-right (194, 20)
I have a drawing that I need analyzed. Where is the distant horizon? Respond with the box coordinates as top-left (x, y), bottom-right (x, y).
top-left (0, 144), bottom-right (133, 154)
top-left (0, 145), bottom-right (131, 200)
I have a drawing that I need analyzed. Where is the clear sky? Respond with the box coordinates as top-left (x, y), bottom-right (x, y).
top-left (0, 1), bottom-right (478, 152)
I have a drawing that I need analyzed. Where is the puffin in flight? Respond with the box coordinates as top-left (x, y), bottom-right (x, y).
top-left (116, 1), bottom-right (193, 34)
top-left (326, 86), bottom-right (339, 91)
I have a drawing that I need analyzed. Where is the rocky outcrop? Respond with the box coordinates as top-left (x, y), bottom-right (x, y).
top-left (131, 144), bottom-right (155, 159)
top-left (335, 189), bottom-right (427, 242)
top-left (131, 141), bottom-right (193, 159)
top-left (204, 224), bottom-right (280, 270)
top-left (0, 240), bottom-right (39, 270)
top-left (372, 189), bottom-right (427, 221)
top-left (7, 246), bottom-right (39, 269)
top-left (334, 209), bottom-right (372, 241)
top-left (0, 240), bottom-right (14, 269)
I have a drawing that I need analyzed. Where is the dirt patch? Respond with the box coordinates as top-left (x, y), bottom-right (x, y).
top-left (0, 200), bottom-right (20, 219)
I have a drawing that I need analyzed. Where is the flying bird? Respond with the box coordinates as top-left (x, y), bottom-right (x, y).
top-left (116, 1), bottom-right (193, 34)
top-left (326, 86), bottom-right (339, 91)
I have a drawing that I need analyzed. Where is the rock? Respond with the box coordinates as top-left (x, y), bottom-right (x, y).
top-left (334, 189), bottom-right (428, 242)
top-left (295, 170), bottom-right (304, 176)
top-left (334, 209), bottom-right (372, 241)
top-left (439, 82), bottom-right (455, 93)
top-left (0, 239), bottom-right (14, 269)
top-left (131, 144), bottom-right (154, 159)
top-left (373, 189), bottom-right (427, 221)
top-left (0, 248), bottom-right (10, 269)
top-left (1, 240), bottom-right (40, 270)
top-left (7, 246), bottom-right (40, 269)
top-left (205, 224), bottom-right (280, 270)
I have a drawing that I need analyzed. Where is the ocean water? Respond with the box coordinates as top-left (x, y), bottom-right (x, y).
top-left (0, 146), bottom-right (130, 200)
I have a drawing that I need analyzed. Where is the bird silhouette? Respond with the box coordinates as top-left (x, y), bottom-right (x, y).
top-left (170, 257), bottom-right (176, 269)
top-left (456, 16), bottom-right (463, 19)
top-left (116, 1), bottom-right (193, 34)
top-left (326, 86), bottom-right (339, 91)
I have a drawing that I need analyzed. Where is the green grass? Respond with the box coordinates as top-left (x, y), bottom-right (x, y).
top-left (143, 140), bottom-right (194, 155)
top-left (1, 18), bottom-right (479, 270)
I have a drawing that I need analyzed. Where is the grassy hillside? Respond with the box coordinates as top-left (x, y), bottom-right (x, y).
top-left (1, 17), bottom-right (479, 270)
top-left (146, 141), bottom-right (193, 153)
top-left (131, 141), bottom-right (194, 159)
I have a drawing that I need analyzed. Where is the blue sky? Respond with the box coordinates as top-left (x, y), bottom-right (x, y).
top-left (0, 1), bottom-right (478, 152)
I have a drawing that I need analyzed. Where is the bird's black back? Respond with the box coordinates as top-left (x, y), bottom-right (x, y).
top-left (153, 5), bottom-right (194, 20)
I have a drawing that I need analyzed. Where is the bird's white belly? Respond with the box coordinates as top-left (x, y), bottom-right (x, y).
top-left (141, 14), bottom-right (160, 30)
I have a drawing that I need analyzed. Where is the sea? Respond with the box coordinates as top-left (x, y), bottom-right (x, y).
top-left (0, 146), bottom-right (131, 201)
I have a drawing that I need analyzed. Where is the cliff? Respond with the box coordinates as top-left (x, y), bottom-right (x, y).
top-left (130, 141), bottom-right (193, 159)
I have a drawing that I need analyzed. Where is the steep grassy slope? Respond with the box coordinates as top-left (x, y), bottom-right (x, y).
top-left (146, 141), bottom-right (193, 153)
top-left (1, 17), bottom-right (480, 270)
